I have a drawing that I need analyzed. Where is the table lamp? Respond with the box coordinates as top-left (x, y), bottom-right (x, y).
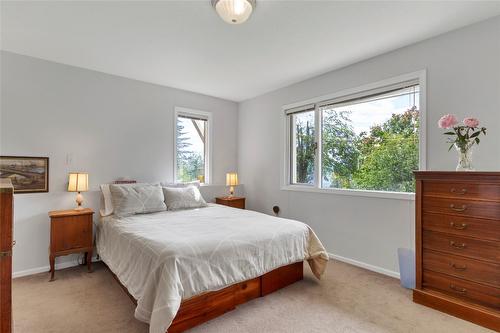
top-left (226, 172), bottom-right (238, 197)
top-left (68, 172), bottom-right (88, 210)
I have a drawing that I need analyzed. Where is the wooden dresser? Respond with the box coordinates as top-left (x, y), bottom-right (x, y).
top-left (414, 172), bottom-right (499, 331)
top-left (0, 179), bottom-right (13, 333)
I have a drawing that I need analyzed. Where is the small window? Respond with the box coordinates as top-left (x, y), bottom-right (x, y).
top-left (175, 109), bottom-right (210, 184)
top-left (285, 78), bottom-right (421, 194)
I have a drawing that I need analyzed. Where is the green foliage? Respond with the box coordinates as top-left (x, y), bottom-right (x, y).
top-left (294, 107), bottom-right (419, 193)
top-left (321, 110), bottom-right (359, 188)
top-left (352, 108), bottom-right (419, 192)
top-left (176, 122), bottom-right (204, 182)
top-left (295, 120), bottom-right (315, 184)
top-left (443, 126), bottom-right (486, 152)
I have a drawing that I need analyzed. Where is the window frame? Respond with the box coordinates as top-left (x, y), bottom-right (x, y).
top-left (281, 70), bottom-right (427, 200)
top-left (173, 106), bottom-right (213, 185)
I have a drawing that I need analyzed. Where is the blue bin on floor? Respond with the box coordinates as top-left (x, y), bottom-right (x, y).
top-left (398, 248), bottom-right (415, 289)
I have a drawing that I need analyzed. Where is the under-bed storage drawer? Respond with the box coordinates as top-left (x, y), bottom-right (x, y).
top-left (171, 286), bottom-right (236, 332)
top-left (234, 277), bottom-right (261, 305)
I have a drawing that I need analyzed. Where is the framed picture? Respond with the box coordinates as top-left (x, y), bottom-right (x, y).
top-left (0, 156), bottom-right (49, 193)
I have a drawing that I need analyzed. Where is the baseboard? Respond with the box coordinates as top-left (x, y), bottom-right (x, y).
top-left (328, 252), bottom-right (400, 279)
top-left (13, 257), bottom-right (100, 279)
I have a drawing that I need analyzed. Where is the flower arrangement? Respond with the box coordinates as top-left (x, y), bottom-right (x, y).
top-left (438, 114), bottom-right (486, 171)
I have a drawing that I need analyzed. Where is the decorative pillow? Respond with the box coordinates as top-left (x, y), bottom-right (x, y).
top-left (99, 184), bottom-right (114, 217)
top-left (162, 186), bottom-right (207, 211)
top-left (160, 180), bottom-right (201, 188)
top-left (109, 183), bottom-right (166, 217)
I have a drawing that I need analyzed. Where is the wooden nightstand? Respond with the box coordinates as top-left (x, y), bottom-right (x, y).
top-left (48, 208), bottom-right (94, 281)
top-left (215, 196), bottom-right (245, 209)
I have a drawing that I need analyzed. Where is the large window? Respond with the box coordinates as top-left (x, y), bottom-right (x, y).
top-left (175, 108), bottom-right (211, 184)
top-left (285, 77), bottom-right (422, 195)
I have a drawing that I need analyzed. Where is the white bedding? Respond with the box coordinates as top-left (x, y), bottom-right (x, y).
top-left (96, 204), bottom-right (328, 333)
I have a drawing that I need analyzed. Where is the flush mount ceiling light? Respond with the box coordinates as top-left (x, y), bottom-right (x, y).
top-left (211, 0), bottom-right (256, 24)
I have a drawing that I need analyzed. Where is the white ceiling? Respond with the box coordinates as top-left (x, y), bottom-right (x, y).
top-left (2, 1), bottom-right (500, 102)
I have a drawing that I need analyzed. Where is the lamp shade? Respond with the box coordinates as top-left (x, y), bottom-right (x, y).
top-left (68, 173), bottom-right (88, 192)
top-left (226, 173), bottom-right (239, 186)
top-left (212, 0), bottom-right (255, 25)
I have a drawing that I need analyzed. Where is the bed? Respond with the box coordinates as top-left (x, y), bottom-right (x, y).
top-left (96, 202), bottom-right (328, 333)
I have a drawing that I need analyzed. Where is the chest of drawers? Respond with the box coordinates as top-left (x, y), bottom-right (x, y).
top-left (414, 172), bottom-right (500, 331)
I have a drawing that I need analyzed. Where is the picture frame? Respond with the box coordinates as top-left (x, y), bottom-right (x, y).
top-left (0, 156), bottom-right (49, 193)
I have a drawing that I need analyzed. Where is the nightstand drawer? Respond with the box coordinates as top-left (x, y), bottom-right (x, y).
top-left (51, 215), bottom-right (92, 252)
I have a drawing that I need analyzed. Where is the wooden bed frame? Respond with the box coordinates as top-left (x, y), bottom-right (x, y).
top-left (107, 261), bottom-right (304, 333)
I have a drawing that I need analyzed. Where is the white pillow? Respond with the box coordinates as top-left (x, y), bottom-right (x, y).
top-left (110, 183), bottom-right (167, 217)
top-left (162, 186), bottom-right (207, 211)
top-left (160, 180), bottom-right (201, 188)
top-left (100, 184), bottom-right (114, 217)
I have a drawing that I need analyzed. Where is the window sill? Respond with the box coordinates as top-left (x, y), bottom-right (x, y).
top-left (281, 185), bottom-right (415, 201)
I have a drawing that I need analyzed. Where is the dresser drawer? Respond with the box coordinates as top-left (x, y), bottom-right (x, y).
top-left (423, 181), bottom-right (500, 201)
top-left (423, 230), bottom-right (499, 262)
top-left (423, 270), bottom-right (500, 309)
top-left (423, 250), bottom-right (500, 287)
top-left (423, 213), bottom-right (500, 242)
top-left (423, 197), bottom-right (500, 220)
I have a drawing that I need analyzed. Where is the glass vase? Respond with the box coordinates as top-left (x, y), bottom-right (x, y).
top-left (455, 143), bottom-right (474, 171)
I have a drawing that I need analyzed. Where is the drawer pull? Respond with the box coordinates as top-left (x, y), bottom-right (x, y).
top-left (450, 188), bottom-right (467, 195)
top-left (450, 263), bottom-right (467, 271)
top-left (449, 284), bottom-right (467, 294)
top-left (449, 204), bottom-right (467, 212)
top-left (450, 222), bottom-right (468, 230)
top-left (449, 241), bottom-right (467, 249)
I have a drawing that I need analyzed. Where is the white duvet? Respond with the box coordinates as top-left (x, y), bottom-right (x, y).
top-left (96, 204), bottom-right (329, 333)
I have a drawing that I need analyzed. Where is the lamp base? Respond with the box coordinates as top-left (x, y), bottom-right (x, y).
top-left (75, 192), bottom-right (84, 210)
top-left (228, 186), bottom-right (234, 197)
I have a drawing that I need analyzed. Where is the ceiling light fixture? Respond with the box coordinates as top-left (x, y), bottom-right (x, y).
top-left (211, 0), bottom-right (256, 25)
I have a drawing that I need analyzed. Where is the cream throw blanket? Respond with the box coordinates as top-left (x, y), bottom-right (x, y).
top-left (97, 204), bottom-right (329, 333)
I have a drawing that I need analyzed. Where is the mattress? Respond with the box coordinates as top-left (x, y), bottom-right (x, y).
top-left (96, 203), bottom-right (328, 333)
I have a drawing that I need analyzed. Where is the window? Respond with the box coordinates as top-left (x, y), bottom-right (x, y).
top-left (174, 108), bottom-right (211, 184)
top-left (285, 74), bottom-right (424, 196)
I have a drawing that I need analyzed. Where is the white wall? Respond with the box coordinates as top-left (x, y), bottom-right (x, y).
top-left (238, 17), bottom-right (500, 276)
top-left (0, 51), bottom-right (240, 276)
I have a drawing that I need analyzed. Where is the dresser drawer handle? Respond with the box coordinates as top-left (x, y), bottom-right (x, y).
top-left (449, 241), bottom-right (467, 249)
top-left (450, 263), bottom-right (467, 271)
top-left (450, 204), bottom-right (467, 212)
top-left (449, 284), bottom-right (467, 294)
top-left (450, 188), bottom-right (467, 195)
top-left (450, 222), bottom-right (468, 230)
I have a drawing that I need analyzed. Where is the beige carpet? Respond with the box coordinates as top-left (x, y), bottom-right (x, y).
top-left (13, 260), bottom-right (493, 333)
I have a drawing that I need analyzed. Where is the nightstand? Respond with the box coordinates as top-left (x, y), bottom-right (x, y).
top-left (48, 208), bottom-right (94, 281)
top-left (215, 196), bottom-right (245, 209)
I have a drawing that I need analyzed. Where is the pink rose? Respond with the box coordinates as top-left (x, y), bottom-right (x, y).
top-left (463, 117), bottom-right (479, 128)
top-left (438, 114), bottom-right (458, 129)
